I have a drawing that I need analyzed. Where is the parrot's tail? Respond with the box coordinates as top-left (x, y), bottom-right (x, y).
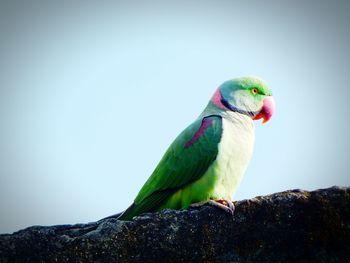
top-left (117, 189), bottom-right (174, 220)
top-left (117, 203), bottom-right (142, 221)
top-left (98, 212), bottom-right (123, 222)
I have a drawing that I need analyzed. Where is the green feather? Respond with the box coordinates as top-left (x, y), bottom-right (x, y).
top-left (118, 115), bottom-right (223, 220)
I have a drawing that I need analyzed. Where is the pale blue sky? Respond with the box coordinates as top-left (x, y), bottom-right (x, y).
top-left (1, 1), bottom-right (349, 233)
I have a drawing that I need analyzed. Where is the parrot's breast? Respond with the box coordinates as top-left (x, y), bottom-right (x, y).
top-left (210, 112), bottom-right (255, 199)
top-left (160, 112), bottom-right (255, 209)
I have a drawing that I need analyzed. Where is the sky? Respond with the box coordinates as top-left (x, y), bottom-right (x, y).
top-left (0, 0), bottom-right (349, 233)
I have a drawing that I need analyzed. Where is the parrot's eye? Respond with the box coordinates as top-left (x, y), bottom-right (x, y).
top-left (251, 88), bottom-right (258, 95)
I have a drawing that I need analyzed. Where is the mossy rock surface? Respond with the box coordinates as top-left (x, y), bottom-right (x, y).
top-left (0, 186), bottom-right (349, 262)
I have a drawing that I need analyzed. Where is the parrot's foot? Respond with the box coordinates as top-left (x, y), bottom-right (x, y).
top-left (190, 199), bottom-right (235, 215)
top-left (208, 199), bottom-right (235, 215)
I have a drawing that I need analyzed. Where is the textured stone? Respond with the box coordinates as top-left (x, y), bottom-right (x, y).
top-left (0, 186), bottom-right (349, 262)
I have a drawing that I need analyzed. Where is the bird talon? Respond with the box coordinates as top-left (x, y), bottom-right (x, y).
top-left (208, 199), bottom-right (235, 215)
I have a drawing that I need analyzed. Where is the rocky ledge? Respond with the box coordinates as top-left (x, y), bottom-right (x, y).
top-left (0, 186), bottom-right (349, 262)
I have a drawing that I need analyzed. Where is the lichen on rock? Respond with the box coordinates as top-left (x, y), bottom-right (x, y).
top-left (0, 186), bottom-right (349, 262)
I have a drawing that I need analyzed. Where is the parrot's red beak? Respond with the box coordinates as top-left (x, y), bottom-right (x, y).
top-left (253, 96), bottom-right (275, 124)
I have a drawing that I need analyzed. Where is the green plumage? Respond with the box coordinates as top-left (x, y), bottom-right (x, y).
top-left (117, 76), bottom-right (274, 221)
top-left (118, 115), bottom-right (223, 220)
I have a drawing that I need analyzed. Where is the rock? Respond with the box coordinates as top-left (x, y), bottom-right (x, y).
top-left (0, 186), bottom-right (349, 262)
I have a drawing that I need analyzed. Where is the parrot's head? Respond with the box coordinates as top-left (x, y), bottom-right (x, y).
top-left (211, 76), bottom-right (275, 123)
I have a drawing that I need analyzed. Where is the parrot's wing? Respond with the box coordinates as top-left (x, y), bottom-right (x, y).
top-left (118, 115), bottom-right (223, 220)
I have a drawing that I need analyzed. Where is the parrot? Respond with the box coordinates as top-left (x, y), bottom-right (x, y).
top-left (117, 76), bottom-right (275, 220)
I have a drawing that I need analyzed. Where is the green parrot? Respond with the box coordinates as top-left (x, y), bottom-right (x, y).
top-left (118, 76), bottom-right (275, 220)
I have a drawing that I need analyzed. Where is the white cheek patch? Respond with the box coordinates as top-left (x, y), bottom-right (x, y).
top-left (230, 90), bottom-right (261, 113)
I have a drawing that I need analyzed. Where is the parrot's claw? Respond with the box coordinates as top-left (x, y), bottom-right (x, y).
top-left (208, 199), bottom-right (235, 215)
top-left (190, 199), bottom-right (235, 215)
